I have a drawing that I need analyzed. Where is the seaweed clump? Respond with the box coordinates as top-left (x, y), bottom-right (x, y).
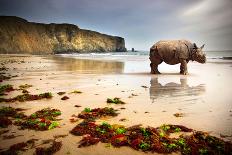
top-left (0, 106), bottom-right (24, 117)
top-left (35, 140), bottom-right (62, 155)
top-left (0, 92), bottom-right (52, 103)
top-left (70, 109), bottom-right (232, 155)
top-left (19, 84), bottom-right (32, 89)
top-left (77, 107), bottom-right (119, 121)
top-left (0, 139), bottom-right (38, 155)
top-left (0, 74), bottom-right (12, 82)
top-left (0, 137), bottom-right (61, 155)
top-left (0, 84), bottom-right (14, 95)
top-left (159, 124), bottom-right (192, 134)
top-left (71, 122), bottom-right (232, 154)
top-left (0, 117), bottom-right (12, 128)
top-left (181, 131), bottom-right (232, 155)
top-left (61, 96), bottom-right (69, 100)
top-left (0, 106), bottom-right (61, 131)
top-left (57, 92), bottom-right (65, 95)
top-left (107, 97), bottom-right (125, 104)
top-left (70, 90), bottom-right (82, 94)
top-left (174, 113), bottom-right (185, 117)
top-left (0, 106), bottom-right (26, 128)
top-left (70, 122), bottom-right (193, 152)
top-left (15, 108), bottom-right (61, 131)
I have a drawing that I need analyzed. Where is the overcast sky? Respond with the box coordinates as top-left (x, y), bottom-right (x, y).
top-left (0, 0), bottom-right (232, 51)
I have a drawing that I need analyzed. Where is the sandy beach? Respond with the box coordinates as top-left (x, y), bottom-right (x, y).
top-left (0, 54), bottom-right (232, 155)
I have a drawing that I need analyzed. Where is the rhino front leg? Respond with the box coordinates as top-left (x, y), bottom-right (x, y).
top-left (150, 60), bottom-right (162, 74)
top-left (180, 59), bottom-right (188, 75)
top-left (150, 63), bottom-right (159, 74)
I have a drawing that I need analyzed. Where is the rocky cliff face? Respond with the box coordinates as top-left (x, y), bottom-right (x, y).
top-left (0, 16), bottom-right (126, 54)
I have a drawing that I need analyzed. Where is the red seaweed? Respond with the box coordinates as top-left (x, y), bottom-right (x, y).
top-left (0, 84), bottom-right (14, 95)
top-left (35, 141), bottom-right (62, 155)
top-left (0, 117), bottom-right (12, 128)
top-left (78, 135), bottom-right (100, 147)
top-left (57, 92), bottom-right (66, 95)
top-left (0, 106), bottom-right (27, 128)
top-left (0, 139), bottom-right (38, 154)
top-left (61, 96), bottom-right (69, 100)
top-left (0, 92), bottom-right (52, 103)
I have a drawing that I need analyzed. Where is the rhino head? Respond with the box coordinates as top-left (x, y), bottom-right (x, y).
top-left (192, 43), bottom-right (206, 63)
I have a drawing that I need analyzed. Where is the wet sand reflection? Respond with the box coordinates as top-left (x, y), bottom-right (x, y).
top-left (46, 56), bottom-right (125, 74)
top-left (149, 77), bottom-right (205, 103)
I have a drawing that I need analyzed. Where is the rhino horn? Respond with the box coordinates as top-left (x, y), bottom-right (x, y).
top-left (193, 43), bottom-right (197, 49)
top-left (200, 44), bottom-right (205, 49)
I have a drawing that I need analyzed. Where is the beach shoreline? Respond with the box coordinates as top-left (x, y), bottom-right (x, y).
top-left (0, 54), bottom-right (232, 154)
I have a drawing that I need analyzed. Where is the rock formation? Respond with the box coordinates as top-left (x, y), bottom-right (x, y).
top-left (0, 16), bottom-right (127, 54)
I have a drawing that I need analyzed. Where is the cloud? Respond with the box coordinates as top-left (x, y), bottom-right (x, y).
top-left (178, 0), bottom-right (232, 50)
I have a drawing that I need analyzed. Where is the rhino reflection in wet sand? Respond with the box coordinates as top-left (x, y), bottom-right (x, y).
top-left (150, 40), bottom-right (206, 75)
top-left (149, 77), bottom-right (205, 103)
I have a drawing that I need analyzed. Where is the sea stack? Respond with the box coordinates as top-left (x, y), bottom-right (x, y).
top-left (0, 16), bottom-right (127, 54)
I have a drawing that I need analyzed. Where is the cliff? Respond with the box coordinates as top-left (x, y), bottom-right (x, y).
top-left (0, 16), bottom-right (127, 54)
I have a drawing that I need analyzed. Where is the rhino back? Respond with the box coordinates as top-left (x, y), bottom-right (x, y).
top-left (153, 40), bottom-right (192, 62)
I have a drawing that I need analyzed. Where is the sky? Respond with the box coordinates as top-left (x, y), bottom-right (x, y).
top-left (0, 0), bottom-right (232, 51)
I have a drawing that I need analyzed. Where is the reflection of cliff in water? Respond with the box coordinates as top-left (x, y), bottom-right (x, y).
top-left (47, 56), bottom-right (124, 74)
top-left (150, 77), bottom-right (205, 103)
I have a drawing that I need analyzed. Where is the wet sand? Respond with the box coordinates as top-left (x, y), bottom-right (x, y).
top-left (0, 54), bottom-right (232, 155)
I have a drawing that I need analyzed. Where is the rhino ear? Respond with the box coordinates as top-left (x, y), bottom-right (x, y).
top-left (193, 43), bottom-right (197, 49)
top-left (200, 44), bottom-right (205, 49)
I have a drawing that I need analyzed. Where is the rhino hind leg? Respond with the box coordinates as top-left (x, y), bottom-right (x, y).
top-left (150, 59), bottom-right (162, 74)
top-left (180, 59), bottom-right (188, 75)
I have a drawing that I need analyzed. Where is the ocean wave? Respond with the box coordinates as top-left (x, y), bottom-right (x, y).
top-left (207, 56), bottom-right (232, 60)
top-left (90, 53), bottom-right (112, 56)
top-left (57, 51), bottom-right (148, 56)
top-left (57, 51), bottom-right (232, 61)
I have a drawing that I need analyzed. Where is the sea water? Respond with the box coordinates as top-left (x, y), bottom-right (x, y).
top-left (58, 50), bottom-right (232, 60)
top-left (57, 50), bottom-right (232, 73)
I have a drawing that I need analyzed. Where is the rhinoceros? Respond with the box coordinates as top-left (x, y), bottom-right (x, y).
top-left (149, 40), bottom-right (206, 75)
